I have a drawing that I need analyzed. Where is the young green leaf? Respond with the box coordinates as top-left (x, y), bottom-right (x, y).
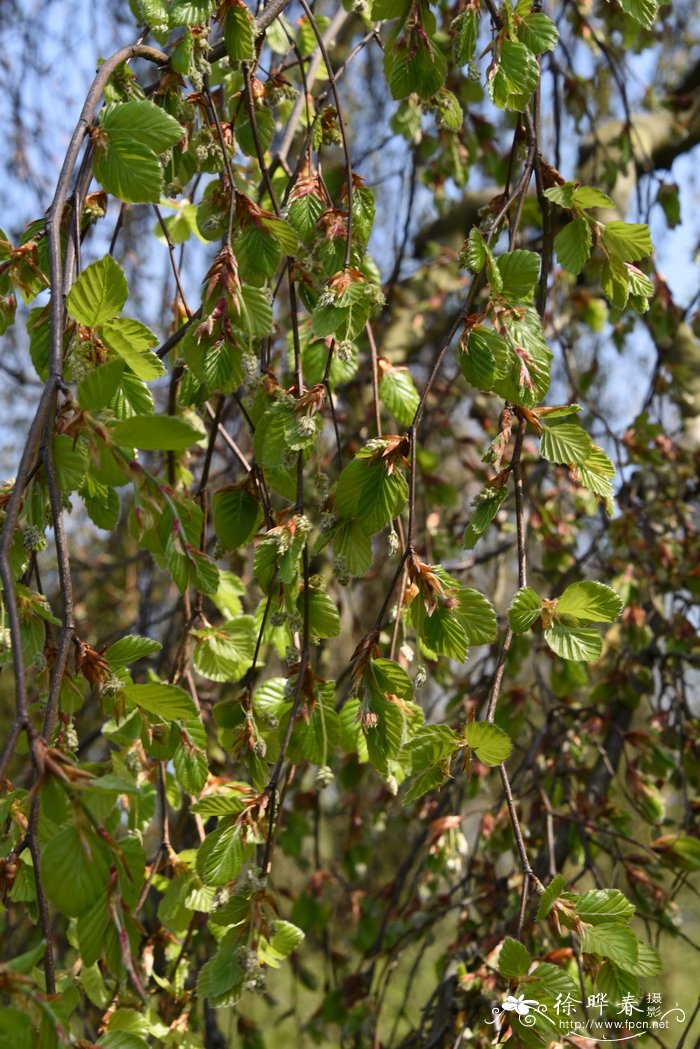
top-left (536, 874), bottom-right (567, 920)
top-left (464, 721), bottom-right (513, 765)
top-left (508, 587), bottom-right (542, 633)
top-left (66, 256), bottom-right (128, 327)
top-left (123, 682), bottom-right (199, 721)
top-left (101, 318), bottom-right (165, 381)
top-left (110, 414), bottom-right (206, 451)
top-left (539, 421), bottom-right (592, 466)
top-left (557, 581), bottom-right (623, 623)
top-left (499, 936), bottom-right (531, 978)
top-left (544, 624), bottom-right (603, 662)
top-left (554, 218), bottom-right (592, 274)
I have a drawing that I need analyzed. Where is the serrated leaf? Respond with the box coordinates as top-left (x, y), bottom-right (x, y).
top-left (460, 324), bottom-right (510, 392)
top-left (67, 256), bottom-right (128, 326)
top-left (78, 359), bottom-right (125, 410)
top-left (224, 0), bottom-right (255, 61)
top-left (627, 941), bottom-right (663, 976)
top-left (508, 587), bottom-right (542, 632)
top-left (452, 8), bottom-right (478, 65)
top-left (335, 455), bottom-right (408, 534)
top-left (331, 518), bottom-right (373, 576)
top-left (499, 936), bottom-right (531, 978)
top-left (618, 0), bottom-right (657, 28)
top-left (464, 485), bottom-right (508, 548)
top-left (197, 823), bottom-right (246, 886)
top-left (544, 183), bottom-right (576, 208)
top-left (102, 101), bottom-right (184, 153)
top-left (174, 719), bottom-right (209, 794)
top-left (576, 888), bottom-right (635, 924)
top-left (581, 924), bottom-right (638, 969)
top-left (212, 487), bottom-right (262, 551)
top-left (405, 724), bottom-right (461, 771)
top-left (544, 624), bottom-right (602, 662)
top-left (554, 218), bottom-right (592, 275)
top-left (105, 634), bottom-right (161, 669)
top-left (41, 825), bottom-right (110, 916)
top-left (536, 874), bottom-right (566, 920)
top-left (572, 186), bottom-right (615, 209)
top-left (517, 12), bottom-right (558, 54)
top-left (601, 253), bottom-right (630, 309)
top-left (270, 920), bottom-right (305, 957)
top-left (464, 721), bottom-right (512, 765)
top-left (385, 33), bottom-right (447, 101)
top-left (93, 138), bottom-right (164, 204)
top-left (53, 435), bottom-right (88, 491)
top-left (456, 588), bottom-right (497, 645)
top-left (402, 765), bottom-right (449, 805)
top-left (557, 581), bottom-right (623, 623)
top-left (489, 39), bottom-right (540, 111)
top-left (302, 587), bottom-right (341, 639)
top-left (101, 318), bottom-right (165, 381)
top-left (497, 249), bottom-right (540, 301)
top-left (596, 960), bottom-right (640, 1001)
top-left (110, 414), bottom-right (205, 450)
top-left (192, 617), bottom-right (257, 682)
top-left (461, 228), bottom-right (487, 274)
top-left (540, 421), bottom-right (592, 466)
top-left (578, 445), bottom-right (615, 514)
top-left (602, 221), bottom-right (652, 262)
top-left (197, 929), bottom-right (244, 1004)
top-left (380, 366), bottom-right (420, 426)
top-left (123, 682), bottom-right (198, 720)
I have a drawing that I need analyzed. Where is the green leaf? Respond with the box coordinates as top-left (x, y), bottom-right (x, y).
top-left (413, 602), bottom-right (468, 661)
top-left (169, 0), bottom-right (218, 25)
top-left (212, 487), bottom-right (262, 551)
top-left (557, 581), bottom-right (623, 623)
top-left (174, 719), bottom-right (209, 795)
top-left (489, 39), bottom-right (540, 111)
top-left (596, 961), bottom-right (640, 1002)
top-left (78, 359), bottom-right (124, 411)
top-left (331, 518), bottom-right (373, 576)
top-left (197, 823), bottom-right (247, 885)
top-left (554, 218), bottom-right (592, 275)
top-left (618, 0), bottom-right (657, 28)
top-left (627, 941), bottom-right (663, 976)
top-left (602, 221), bottom-right (652, 262)
top-left (192, 617), bottom-right (257, 682)
top-left (601, 253), bottom-right (630, 309)
top-left (224, 0), bottom-right (255, 61)
top-left (499, 936), bottom-right (531, 978)
top-left (335, 453), bottom-right (408, 534)
top-left (303, 587), bottom-right (341, 639)
top-left (497, 250), bottom-right (540, 301)
top-left (536, 874), bottom-right (567, 920)
top-left (464, 721), bottom-right (513, 766)
top-left (578, 445), bottom-right (616, 514)
top-left (581, 924), bottom-right (638, 969)
top-left (123, 682), bottom-right (198, 720)
top-left (572, 186), bottom-right (615, 209)
top-left (508, 587), bottom-right (542, 633)
top-left (385, 34), bottom-right (448, 101)
top-left (464, 485), bottom-right (508, 549)
top-left (197, 932), bottom-right (244, 1005)
top-left (52, 435), bottom-right (88, 491)
top-left (456, 588), bottom-right (497, 645)
top-left (404, 724), bottom-right (460, 772)
top-left (544, 182), bottom-right (576, 208)
top-left (540, 421), bottom-right (592, 466)
top-left (517, 12), bottom-right (558, 54)
top-left (576, 888), bottom-right (635, 924)
top-left (101, 318), bottom-right (165, 381)
top-left (105, 634), bottom-right (161, 669)
top-left (41, 824), bottom-right (110, 916)
top-left (452, 7), bottom-right (478, 65)
top-left (270, 920), bottom-right (305, 958)
top-left (93, 138), bottom-right (163, 204)
top-left (460, 228), bottom-right (487, 274)
top-left (101, 100), bottom-right (184, 153)
top-left (66, 256), bottom-right (128, 326)
top-left (402, 764), bottom-right (450, 805)
top-left (379, 366), bottom-right (420, 426)
top-left (110, 414), bottom-right (205, 450)
top-left (544, 624), bottom-right (603, 662)
top-left (460, 325), bottom-right (509, 392)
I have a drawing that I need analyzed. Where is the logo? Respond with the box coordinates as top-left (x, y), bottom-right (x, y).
top-left (486, 990), bottom-right (687, 1042)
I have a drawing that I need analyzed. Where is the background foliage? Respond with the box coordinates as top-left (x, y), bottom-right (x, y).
top-left (0, 0), bottom-right (699, 1046)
